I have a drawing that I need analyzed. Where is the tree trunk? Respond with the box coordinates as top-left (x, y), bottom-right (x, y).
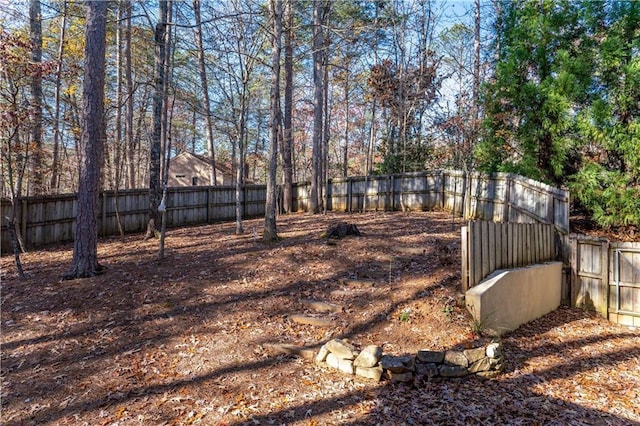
top-left (322, 50), bottom-right (330, 214)
top-left (63, 0), bottom-right (107, 280)
top-left (29, 0), bottom-right (44, 194)
top-left (146, 0), bottom-right (169, 240)
top-left (113, 1), bottom-right (125, 240)
top-left (342, 75), bottom-right (349, 178)
top-left (235, 96), bottom-right (247, 235)
top-left (160, 1), bottom-right (173, 185)
top-left (124, 0), bottom-right (135, 190)
top-left (281, 0), bottom-right (294, 213)
top-left (50, 3), bottom-right (66, 192)
top-left (264, 0), bottom-right (282, 242)
top-left (310, 0), bottom-right (326, 214)
top-left (193, 0), bottom-right (217, 186)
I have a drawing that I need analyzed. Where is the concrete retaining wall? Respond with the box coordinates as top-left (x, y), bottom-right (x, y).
top-left (465, 262), bottom-right (563, 335)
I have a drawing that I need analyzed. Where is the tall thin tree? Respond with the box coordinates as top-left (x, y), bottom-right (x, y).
top-left (264, 0), bottom-right (282, 241)
top-left (281, 0), bottom-right (294, 213)
top-left (146, 0), bottom-right (169, 239)
top-left (193, 0), bottom-right (218, 186)
top-left (50, 2), bottom-right (67, 192)
top-left (310, 0), bottom-right (328, 214)
top-left (63, 0), bottom-right (108, 279)
top-left (124, 0), bottom-right (135, 189)
top-left (29, 0), bottom-right (44, 194)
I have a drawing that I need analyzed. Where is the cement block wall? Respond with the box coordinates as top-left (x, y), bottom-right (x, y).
top-left (465, 262), bottom-right (563, 335)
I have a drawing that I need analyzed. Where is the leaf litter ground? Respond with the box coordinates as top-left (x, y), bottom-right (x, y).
top-left (1, 211), bottom-right (639, 425)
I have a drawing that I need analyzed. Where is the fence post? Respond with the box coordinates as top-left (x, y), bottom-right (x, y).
top-left (390, 175), bottom-right (395, 211)
top-left (461, 225), bottom-right (469, 292)
top-left (440, 171), bottom-right (446, 210)
top-left (101, 191), bottom-right (107, 237)
top-left (20, 198), bottom-right (28, 248)
top-left (503, 176), bottom-right (511, 223)
top-left (569, 235), bottom-right (578, 307)
top-left (602, 240), bottom-right (610, 319)
top-left (243, 185), bottom-right (247, 218)
top-left (206, 187), bottom-right (211, 223)
top-left (347, 177), bottom-right (352, 213)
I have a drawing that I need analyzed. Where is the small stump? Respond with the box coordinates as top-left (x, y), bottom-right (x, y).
top-left (325, 222), bottom-right (362, 239)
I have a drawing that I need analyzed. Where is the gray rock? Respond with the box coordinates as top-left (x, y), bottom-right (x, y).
top-left (468, 357), bottom-right (492, 373)
top-left (476, 370), bottom-right (502, 379)
top-left (325, 339), bottom-right (356, 360)
top-left (416, 350), bottom-right (444, 364)
top-left (355, 365), bottom-right (383, 381)
top-left (489, 356), bottom-right (505, 371)
top-left (316, 345), bottom-right (329, 363)
top-left (444, 350), bottom-right (469, 367)
top-left (326, 352), bottom-right (354, 374)
top-left (389, 371), bottom-right (414, 383)
top-left (438, 365), bottom-right (468, 378)
top-left (380, 355), bottom-right (415, 373)
top-left (415, 362), bottom-right (439, 377)
top-left (354, 345), bottom-right (382, 368)
top-left (486, 342), bottom-right (502, 359)
top-left (463, 347), bottom-right (486, 364)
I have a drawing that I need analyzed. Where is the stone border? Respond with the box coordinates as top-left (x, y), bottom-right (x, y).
top-left (315, 339), bottom-right (504, 382)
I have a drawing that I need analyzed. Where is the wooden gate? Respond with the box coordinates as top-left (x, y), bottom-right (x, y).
top-left (569, 235), bottom-right (640, 327)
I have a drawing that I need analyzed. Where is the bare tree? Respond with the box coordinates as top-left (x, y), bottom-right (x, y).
top-left (146, 0), bottom-right (170, 240)
top-left (264, 0), bottom-right (282, 241)
top-left (50, 1), bottom-right (67, 192)
top-left (29, 0), bottom-right (44, 194)
top-left (281, 0), bottom-right (294, 213)
top-left (193, 0), bottom-right (217, 186)
top-left (63, 0), bottom-right (108, 280)
top-left (310, 0), bottom-right (330, 214)
top-left (124, 0), bottom-right (135, 190)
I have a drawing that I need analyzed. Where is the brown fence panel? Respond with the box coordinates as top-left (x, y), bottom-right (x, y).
top-left (569, 235), bottom-right (608, 317)
top-left (607, 242), bottom-right (640, 327)
top-left (2, 171), bottom-right (569, 253)
top-left (462, 221), bottom-right (558, 292)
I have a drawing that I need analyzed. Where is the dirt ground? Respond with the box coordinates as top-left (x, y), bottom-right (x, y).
top-left (1, 211), bottom-right (639, 425)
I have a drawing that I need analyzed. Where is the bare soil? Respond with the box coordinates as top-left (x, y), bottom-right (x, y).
top-left (1, 211), bottom-right (639, 425)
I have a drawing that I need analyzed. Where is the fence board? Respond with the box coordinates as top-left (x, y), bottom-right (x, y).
top-left (462, 221), bottom-right (558, 290)
top-left (570, 236), bottom-right (640, 325)
top-left (1, 170), bottom-right (569, 253)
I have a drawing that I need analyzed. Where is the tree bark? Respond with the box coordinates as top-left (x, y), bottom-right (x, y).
top-left (50, 3), bottom-right (66, 192)
top-left (29, 0), bottom-right (44, 194)
top-left (281, 0), bottom-right (294, 213)
top-left (342, 74), bottom-right (349, 178)
top-left (146, 0), bottom-right (169, 240)
top-left (310, 0), bottom-right (326, 214)
top-left (124, 0), bottom-right (135, 190)
top-left (264, 0), bottom-right (282, 241)
top-left (63, 0), bottom-right (107, 280)
top-left (193, 0), bottom-right (218, 186)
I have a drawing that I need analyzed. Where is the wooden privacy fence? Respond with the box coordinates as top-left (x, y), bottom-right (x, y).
top-left (0, 185), bottom-right (266, 252)
top-left (461, 221), bottom-right (558, 293)
top-left (569, 235), bottom-right (640, 327)
top-left (294, 170), bottom-right (569, 232)
top-left (1, 170), bottom-right (569, 252)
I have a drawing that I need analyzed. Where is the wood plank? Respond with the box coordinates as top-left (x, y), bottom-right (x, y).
top-left (481, 221), bottom-right (490, 280)
top-left (601, 240), bottom-right (610, 317)
top-left (461, 226), bottom-right (469, 292)
top-left (488, 221), bottom-right (496, 274)
top-left (472, 222), bottom-right (483, 288)
top-left (570, 235), bottom-right (578, 307)
top-left (501, 223), bottom-right (508, 270)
